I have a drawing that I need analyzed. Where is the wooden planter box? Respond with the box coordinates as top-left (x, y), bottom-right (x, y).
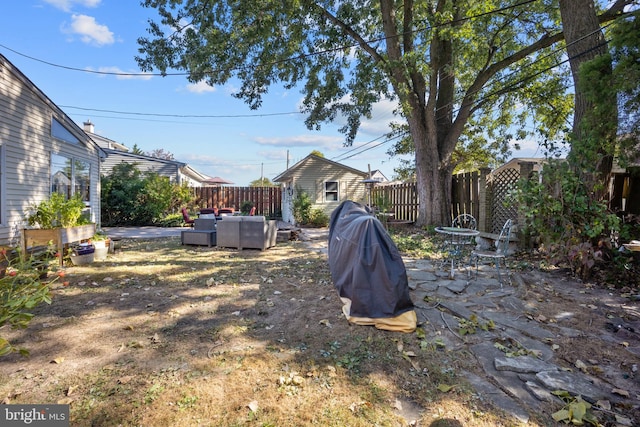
top-left (21, 224), bottom-right (96, 266)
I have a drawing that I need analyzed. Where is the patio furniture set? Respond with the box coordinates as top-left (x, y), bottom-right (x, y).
top-left (180, 209), bottom-right (277, 250)
top-left (435, 215), bottom-right (514, 285)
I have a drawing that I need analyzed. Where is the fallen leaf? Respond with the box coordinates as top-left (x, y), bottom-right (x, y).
top-left (247, 400), bottom-right (259, 412)
top-left (51, 357), bottom-right (64, 364)
top-left (57, 397), bottom-right (74, 405)
top-left (118, 376), bottom-right (134, 385)
top-left (319, 319), bottom-right (332, 328)
top-left (437, 383), bottom-right (455, 393)
top-left (575, 359), bottom-right (588, 373)
top-left (66, 386), bottom-right (77, 396)
top-left (397, 341), bottom-right (404, 352)
top-left (615, 414), bottom-right (633, 426)
top-left (612, 388), bottom-right (630, 398)
top-left (393, 399), bottom-right (403, 410)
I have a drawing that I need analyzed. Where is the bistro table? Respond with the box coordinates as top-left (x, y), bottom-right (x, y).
top-left (434, 226), bottom-right (480, 279)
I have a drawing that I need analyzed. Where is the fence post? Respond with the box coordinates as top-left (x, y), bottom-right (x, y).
top-left (478, 167), bottom-right (492, 233)
top-left (517, 161), bottom-right (536, 248)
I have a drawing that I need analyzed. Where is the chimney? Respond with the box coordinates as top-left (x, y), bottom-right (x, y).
top-left (83, 120), bottom-right (94, 133)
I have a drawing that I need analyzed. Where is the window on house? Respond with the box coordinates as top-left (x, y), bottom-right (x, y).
top-left (51, 154), bottom-right (90, 202)
top-left (51, 118), bottom-right (80, 144)
top-left (74, 159), bottom-right (90, 202)
top-left (325, 181), bottom-right (339, 201)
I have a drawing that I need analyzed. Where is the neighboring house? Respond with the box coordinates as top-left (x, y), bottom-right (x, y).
top-left (370, 169), bottom-right (388, 182)
top-left (273, 154), bottom-right (369, 224)
top-left (0, 54), bottom-right (105, 247)
top-left (82, 121), bottom-right (210, 187)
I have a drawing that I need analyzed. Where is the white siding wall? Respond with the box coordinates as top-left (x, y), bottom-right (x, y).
top-left (284, 157), bottom-right (368, 221)
top-left (0, 58), bottom-right (101, 246)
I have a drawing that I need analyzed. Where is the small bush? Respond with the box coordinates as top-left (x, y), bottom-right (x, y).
top-left (308, 208), bottom-right (329, 227)
top-left (0, 249), bottom-right (58, 357)
top-left (292, 190), bottom-right (313, 225)
top-left (240, 200), bottom-right (254, 215)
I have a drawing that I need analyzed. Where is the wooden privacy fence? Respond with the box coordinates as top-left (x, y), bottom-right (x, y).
top-left (371, 171), bottom-right (481, 223)
top-left (192, 186), bottom-right (282, 218)
top-left (191, 162), bottom-right (534, 230)
top-left (372, 164), bottom-right (531, 233)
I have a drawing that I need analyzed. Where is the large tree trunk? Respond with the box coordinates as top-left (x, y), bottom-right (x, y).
top-left (559, 0), bottom-right (617, 196)
top-left (411, 116), bottom-right (449, 226)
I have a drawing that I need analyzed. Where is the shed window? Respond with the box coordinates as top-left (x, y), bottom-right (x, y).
top-left (325, 181), bottom-right (339, 201)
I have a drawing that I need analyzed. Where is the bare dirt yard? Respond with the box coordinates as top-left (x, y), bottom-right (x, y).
top-left (0, 234), bottom-right (638, 426)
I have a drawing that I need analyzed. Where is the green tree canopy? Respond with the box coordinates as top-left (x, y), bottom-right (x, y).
top-left (136, 0), bottom-right (633, 225)
top-left (250, 177), bottom-right (276, 187)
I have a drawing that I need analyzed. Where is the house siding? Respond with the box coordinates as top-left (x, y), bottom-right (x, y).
top-left (101, 150), bottom-right (182, 183)
top-left (275, 156), bottom-right (368, 223)
top-left (0, 56), bottom-right (102, 246)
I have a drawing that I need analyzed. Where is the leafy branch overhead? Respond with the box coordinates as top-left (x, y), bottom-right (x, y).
top-left (136, 0), bottom-right (636, 226)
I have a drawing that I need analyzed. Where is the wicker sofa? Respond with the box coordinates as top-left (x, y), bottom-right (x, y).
top-left (217, 216), bottom-right (277, 250)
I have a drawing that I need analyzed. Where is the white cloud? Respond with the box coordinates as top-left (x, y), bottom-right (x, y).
top-left (44, 0), bottom-right (101, 12)
top-left (254, 134), bottom-right (343, 149)
top-left (186, 81), bottom-right (217, 94)
top-left (64, 14), bottom-right (114, 46)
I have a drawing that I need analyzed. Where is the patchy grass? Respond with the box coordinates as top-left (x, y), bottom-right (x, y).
top-left (1, 236), bottom-right (541, 426)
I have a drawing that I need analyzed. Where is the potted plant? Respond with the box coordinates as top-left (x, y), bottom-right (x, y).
top-left (69, 243), bottom-right (95, 266)
top-left (91, 230), bottom-right (110, 261)
top-left (22, 193), bottom-right (96, 266)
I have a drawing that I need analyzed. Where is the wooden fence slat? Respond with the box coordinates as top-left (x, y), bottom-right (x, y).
top-left (192, 187), bottom-right (283, 218)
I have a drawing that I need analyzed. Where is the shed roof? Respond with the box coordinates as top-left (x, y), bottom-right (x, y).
top-left (273, 154), bottom-right (368, 182)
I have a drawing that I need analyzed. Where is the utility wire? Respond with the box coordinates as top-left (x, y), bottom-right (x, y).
top-left (0, 0), bottom-right (538, 78)
top-left (60, 105), bottom-right (302, 119)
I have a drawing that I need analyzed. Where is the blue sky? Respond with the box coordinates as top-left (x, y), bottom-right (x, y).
top-left (1, 0), bottom-right (540, 186)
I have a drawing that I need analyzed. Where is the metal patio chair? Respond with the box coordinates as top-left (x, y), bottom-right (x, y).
top-left (438, 214), bottom-right (478, 271)
top-left (468, 219), bottom-right (513, 286)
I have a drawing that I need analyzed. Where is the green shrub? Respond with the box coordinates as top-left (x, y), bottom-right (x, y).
top-left (240, 200), bottom-right (254, 215)
top-left (157, 213), bottom-right (183, 227)
top-left (514, 160), bottom-right (620, 280)
top-left (0, 249), bottom-right (57, 357)
top-left (308, 208), bottom-right (329, 227)
top-left (101, 164), bottom-right (194, 226)
top-left (292, 190), bottom-right (313, 225)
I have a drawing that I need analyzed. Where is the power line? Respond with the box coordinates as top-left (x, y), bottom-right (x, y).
top-left (0, 0), bottom-right (539, 78)
top-left (60, 105), bottom-right (302, 119)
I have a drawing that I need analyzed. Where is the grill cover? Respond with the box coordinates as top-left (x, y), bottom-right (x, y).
top-left (328, 200), bottom-right (414, 324)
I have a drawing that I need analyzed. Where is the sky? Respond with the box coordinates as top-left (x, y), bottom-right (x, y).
top-left (1, 0), bottom-right (542, 186)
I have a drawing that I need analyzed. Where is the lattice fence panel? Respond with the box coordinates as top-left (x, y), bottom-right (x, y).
top-left (489, 168), bottom-right (520, 233)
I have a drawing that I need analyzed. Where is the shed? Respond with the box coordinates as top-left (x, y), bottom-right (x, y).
top-left (273, 154), bottom-right (369, 224)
